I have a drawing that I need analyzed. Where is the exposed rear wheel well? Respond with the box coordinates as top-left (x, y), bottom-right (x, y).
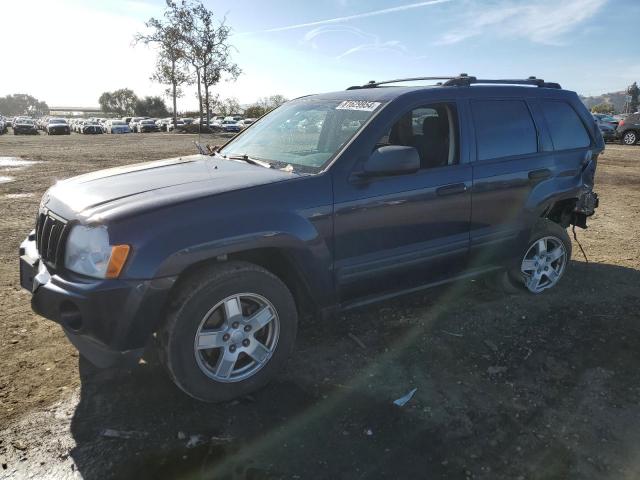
top-left (543, 199), bottom-right (577, 228)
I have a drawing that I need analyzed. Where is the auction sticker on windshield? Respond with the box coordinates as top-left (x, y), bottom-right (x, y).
top-left (336, 101), bottom-right (381, 112)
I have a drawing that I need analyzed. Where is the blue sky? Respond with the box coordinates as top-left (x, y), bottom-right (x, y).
top-left (1, 0), bottom-right (638, 109)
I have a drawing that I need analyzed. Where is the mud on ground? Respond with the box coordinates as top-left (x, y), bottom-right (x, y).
top-left (0, 133), bottom-right (639, 479)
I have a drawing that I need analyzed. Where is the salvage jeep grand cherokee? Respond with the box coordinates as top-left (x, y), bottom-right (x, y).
top-left (20, 75), bottom-right (602, 402)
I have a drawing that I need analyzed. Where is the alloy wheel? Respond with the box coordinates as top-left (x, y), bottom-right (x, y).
top-left (520, 236), bottom-right (567, 293)
top-left (623, 131), bottom-right (637, 145)
top-left (193, 293), bottom-right (280, 383)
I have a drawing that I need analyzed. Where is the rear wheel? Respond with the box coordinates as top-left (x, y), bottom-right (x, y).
top-left (157, 261), bottom-right (298, 402)
top-left (622, 130), bottom-right (638, 145)
top-left (497, 220), bottom-right (572, 294)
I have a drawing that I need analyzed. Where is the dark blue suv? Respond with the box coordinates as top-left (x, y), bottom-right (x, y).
top-left (20, 75), bottom-right (602, 401)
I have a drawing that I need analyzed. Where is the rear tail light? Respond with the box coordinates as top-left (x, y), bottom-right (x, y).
top-left (619, 120), bottom-right (625, 127)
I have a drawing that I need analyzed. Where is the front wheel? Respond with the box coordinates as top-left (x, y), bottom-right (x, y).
top-left (157, 261), bottom-right (298, 402)
top-left (499, 220), bottom-right (572, 294)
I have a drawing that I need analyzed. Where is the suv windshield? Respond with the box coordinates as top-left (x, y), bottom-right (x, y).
top-left (219, 98), bottom-right (384, 172)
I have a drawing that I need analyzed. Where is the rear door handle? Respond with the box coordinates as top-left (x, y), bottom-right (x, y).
top-left (436, 183), bottom-right (467, 196)
top-left (528, 169), bottom-right (552, 181)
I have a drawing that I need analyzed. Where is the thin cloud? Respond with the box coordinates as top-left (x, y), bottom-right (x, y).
top-left (437, 0), bottom-right (608, 45)
top-left (262, 0), bottom-right (453, 33)
top-left (302, 25), bottom-right (408, 60)
top-left (337, 40), bottom-right (407, 59)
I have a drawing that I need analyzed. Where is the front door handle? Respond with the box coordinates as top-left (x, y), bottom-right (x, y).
top-left (528, 169), bottom-right (552, 181)
top-left (436, 183), bottom-right (467, 196)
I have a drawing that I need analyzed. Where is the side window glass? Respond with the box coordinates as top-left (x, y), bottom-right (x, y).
top-left (541, 101), bottom-right (591, 150)
top-left (471, 100), bottom-right (537, 161)
top-left (377, 103), bottom-right (458, 169)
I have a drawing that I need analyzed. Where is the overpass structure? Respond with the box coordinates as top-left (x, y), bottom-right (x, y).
top-left (49, 106), bottom-right (103, 116)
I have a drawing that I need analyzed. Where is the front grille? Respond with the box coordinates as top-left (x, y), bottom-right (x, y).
top-left (35, 212), bottom-right (70, 269)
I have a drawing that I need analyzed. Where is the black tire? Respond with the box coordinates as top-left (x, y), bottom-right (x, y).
top-left (157, 261), bottom-right (298, 402)
top-left (621, 130), bottom-right (638, 146)
top-left (495, 219), bottom-right (572, 294)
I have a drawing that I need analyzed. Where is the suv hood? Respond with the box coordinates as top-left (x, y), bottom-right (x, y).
top-left (43, 154), bottom-right (296, 223)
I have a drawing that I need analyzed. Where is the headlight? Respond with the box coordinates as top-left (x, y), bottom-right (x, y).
top-left (64, 225), bottom-right (130, 279)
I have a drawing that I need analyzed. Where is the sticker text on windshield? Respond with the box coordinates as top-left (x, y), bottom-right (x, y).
top-left (336, 101), bottom-right (381, 112)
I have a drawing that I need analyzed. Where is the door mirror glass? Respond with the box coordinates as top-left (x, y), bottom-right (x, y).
top-left (361, 145), bottom-right (420, 177)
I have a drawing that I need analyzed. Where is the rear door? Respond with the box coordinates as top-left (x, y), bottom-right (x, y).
top-left (539, 98), bottom-right (597, 203)
top-left (467, 98), bottom-right (553, 267)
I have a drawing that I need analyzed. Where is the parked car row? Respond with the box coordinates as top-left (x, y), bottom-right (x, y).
top-left (1, 114), bottom-right (257, 136)
top-left (592, 112), bottom-right (640, 145)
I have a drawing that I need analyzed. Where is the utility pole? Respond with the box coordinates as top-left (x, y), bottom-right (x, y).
top-left (627, 82), bottom-right (639, 114)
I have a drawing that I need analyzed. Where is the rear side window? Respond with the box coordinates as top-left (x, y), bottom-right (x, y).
top-left (471, 100), bottom-right (537, 161)
top-left (541, 101), bottom-right (591, 150)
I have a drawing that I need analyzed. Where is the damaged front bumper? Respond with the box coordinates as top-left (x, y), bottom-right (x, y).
top-left (19, 232), bottom-right (175, 368)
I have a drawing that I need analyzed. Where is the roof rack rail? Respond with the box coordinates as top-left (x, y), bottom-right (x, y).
top-left (347, 73), bottom-right (561, 90)
top-left (347, 76), bottom-right (456, 90)
top-left (444, 74), bottom-right (561, 89)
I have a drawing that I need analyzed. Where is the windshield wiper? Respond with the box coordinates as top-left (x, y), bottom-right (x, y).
top-left (223, 153), bottom-right (272, 169)
top-left (194, 141), bottom-right (208, 155)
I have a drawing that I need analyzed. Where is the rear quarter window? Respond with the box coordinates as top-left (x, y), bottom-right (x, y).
top-left (541, 101), bottom-right (591, 150)
top-left (471, 100), bottom-right (538, 161)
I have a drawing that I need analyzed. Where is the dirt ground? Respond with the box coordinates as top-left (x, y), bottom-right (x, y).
top-left (0, 132), bottom-right (639, 480)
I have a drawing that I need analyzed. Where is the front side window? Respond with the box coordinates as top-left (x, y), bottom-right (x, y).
top-left (542, 101), bottom-right (591, 150)
top-left (220, 98), bottom-right (384, 172)
top-left (376, 103), bottom-right (458, 169)
top-left (471, 100), bottom-right (538, 161)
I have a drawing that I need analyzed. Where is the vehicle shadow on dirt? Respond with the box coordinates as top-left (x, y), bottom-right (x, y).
top-left (68, 261), bottom-right (640, 480)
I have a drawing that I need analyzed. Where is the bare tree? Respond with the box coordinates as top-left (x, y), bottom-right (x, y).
top-left (135, 6), bottom-right (189, 125)
top-left (244, 95), bottom-right (289, 118)
top-left (167, 1), bottom-right (240, 125)
top-left (151, 55), bottom-right (190, 118)
top-left (218, 97), bottom-right (241, 117)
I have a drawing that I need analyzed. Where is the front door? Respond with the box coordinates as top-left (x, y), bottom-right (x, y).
top-left (332, 102), bottom-right (472, 303)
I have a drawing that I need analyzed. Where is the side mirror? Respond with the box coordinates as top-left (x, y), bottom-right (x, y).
top-left (359, 145), bottom-right (420, 177)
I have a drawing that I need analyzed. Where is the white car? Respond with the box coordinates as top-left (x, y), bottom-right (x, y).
top-left (239, 118), bottom-right (256, 128)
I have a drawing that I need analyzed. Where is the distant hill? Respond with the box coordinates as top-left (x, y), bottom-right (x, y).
top-left (580, 90), bottom-right (628, 113)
